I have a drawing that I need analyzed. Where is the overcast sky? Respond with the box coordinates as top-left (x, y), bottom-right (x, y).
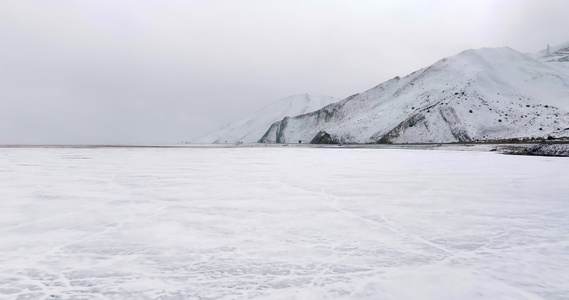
top-left (1, 0), bottom-right (568, 144)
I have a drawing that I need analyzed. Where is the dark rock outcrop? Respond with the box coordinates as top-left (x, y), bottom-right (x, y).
top-left (523, 144), bottom-right (569, 157)
top-left (501, 143), bottom-right (569, 157)
top-left (310, 131), bottom-right (338, 144)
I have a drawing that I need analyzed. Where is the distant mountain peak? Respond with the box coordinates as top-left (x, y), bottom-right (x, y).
top-left (192, 94), bottom-right (338, 144)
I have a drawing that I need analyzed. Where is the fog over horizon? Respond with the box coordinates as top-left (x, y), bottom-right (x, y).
top-left (1, 0), bottom-right (568, 144)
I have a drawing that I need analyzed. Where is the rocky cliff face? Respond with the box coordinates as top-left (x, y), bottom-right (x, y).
top-left (259, 47), bottom-right (569, 144)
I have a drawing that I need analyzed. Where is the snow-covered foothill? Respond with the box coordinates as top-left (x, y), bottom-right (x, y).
top-left (192, 94), bottom-right (338, 144)
top-left (260, 46), bottom-right (569, 144)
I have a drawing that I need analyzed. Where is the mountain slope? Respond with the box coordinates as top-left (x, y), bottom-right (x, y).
top-left (260, 47), bottom-right (569, 144)
top-left (193, 94), bottom-right (338, 143)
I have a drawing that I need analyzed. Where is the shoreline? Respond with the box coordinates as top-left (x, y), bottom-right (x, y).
top-left (1, 142), bottom-right (568, 156)
top-left (1, 141), bottom-right (568, 148)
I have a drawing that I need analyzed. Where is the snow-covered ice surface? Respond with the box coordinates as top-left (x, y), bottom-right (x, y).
top-left (1, 147), bottom-right (568, 300)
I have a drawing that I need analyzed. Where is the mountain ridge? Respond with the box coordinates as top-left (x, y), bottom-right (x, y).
top-left (259, 46), bottom-right (569, 144)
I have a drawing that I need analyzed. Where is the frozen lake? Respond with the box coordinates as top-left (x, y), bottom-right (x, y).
top-left (1, 147), bottom-right (568, 299)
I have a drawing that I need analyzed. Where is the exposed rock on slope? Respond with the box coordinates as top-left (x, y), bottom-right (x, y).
top-left (501, 144), bottom-right (569, 157)
top-left (259, 47), bottom-right (569, 144)
top-left (310, 131), bottom-right (338, 144)
top-left (193, 94), bottom-right (338, 143)
top-left (525, 144), bottom-right (569, 156)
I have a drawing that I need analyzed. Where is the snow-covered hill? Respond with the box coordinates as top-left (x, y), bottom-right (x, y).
top-left (193, 94), bottom-right (338, 143)
top-left (260, 47), bottom-right (569, 144)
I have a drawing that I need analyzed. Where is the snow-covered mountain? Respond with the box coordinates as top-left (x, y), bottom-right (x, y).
top-left (260, 46), bottom-right (569, 144)
top-left (193, 94), bottom-right (338, 143)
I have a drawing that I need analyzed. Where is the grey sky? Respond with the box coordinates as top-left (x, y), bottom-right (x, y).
top-left (1, 0), bottom-right (568, 144)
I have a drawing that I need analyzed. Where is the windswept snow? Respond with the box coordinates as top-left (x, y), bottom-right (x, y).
top-left (1, 147), bottom-right (568, 299)
top-left (192, 94), bottom-right (338, 144)
top-left (260, 47), bottom-right (569, 144)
